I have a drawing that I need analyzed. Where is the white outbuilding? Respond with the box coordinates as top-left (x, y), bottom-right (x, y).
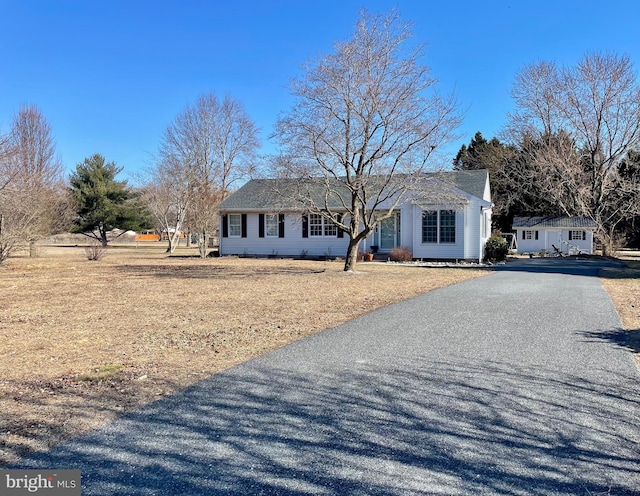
top-left (513, 216), bottom-right (597, 255)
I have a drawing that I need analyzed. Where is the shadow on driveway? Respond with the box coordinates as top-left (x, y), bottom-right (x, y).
top-left (580, 328), bottom-right (640, 357)
top-left (496, 256), bottom-right (626, 277)
top-left (18, 356), bottom-right (640, 495)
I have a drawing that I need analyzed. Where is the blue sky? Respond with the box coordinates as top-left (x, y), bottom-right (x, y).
top-left (1, 0), bottom-right (639, 183)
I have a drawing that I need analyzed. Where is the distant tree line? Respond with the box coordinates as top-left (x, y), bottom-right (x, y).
top-left (1, 12), bottom-right (639, 265)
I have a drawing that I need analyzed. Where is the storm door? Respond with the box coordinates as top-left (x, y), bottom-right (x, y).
top-left (379, 213), bottom-right (400, 251)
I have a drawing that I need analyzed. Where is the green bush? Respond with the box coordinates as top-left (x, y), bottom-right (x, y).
top-left (484, 234), bottom-right (508, 262)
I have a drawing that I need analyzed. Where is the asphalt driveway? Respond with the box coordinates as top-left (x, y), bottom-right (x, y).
top-left (14, 258), bottom-right (640, 495)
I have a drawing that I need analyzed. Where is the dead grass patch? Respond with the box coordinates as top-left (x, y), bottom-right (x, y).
top-left (600, 251), bottom-right (640, 365)
top-left (0, 244), bottom-right (488, 465)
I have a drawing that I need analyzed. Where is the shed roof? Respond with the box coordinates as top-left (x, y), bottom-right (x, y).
top-left (512, 216), bottom-right (597, 229)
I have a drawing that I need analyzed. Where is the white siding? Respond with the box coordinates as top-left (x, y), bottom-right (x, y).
top-left (463, 202), bottom-right (481, 260)
top-left (411, 205), bottom-right (465, 259)
top-left (566, 231), bottom-right (593, 254)
top-left (409, 200), bottom-right (489, 261)
top-left (220, 213), bottom-right (350, 257)
top-left (515, 229), bottom-right (594, 255)
top-left (400, 202), bottom-right (413, 250)
top-left (221, 196), bottom-right (491, 261)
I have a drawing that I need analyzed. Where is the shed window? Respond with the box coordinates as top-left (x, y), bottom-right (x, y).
top-left (523, 230), bottom-right (538, 240)
top-left (569, 230), bottom-right (586, 241)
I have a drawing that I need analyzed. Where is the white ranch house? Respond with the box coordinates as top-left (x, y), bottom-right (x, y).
top-left (513, 216), bottom-right (596, 255)
top-left (219, 170), bottom-right (492, 262)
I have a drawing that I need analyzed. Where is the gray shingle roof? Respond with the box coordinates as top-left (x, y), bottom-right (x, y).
top-left (220, 170), bottom-right (489, 211)
top-left (432, 169), bottom-right (488, 199)
top-left (220, 178), bottom-right (353, 211)
top-left (512, 216), bottom-right (597, 229)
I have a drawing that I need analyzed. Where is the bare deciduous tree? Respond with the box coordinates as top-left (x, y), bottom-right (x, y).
top-left (152, 93), bottom-right (259, 257)
top-left (0, 105), bottom-right (68, 262)
top-left (273, 9), bottom-right (461, 271)
top-left (507, 53), bottom-right (640, 254)
top-left (0, 130), bottom-right (18, 262)
top-left (143, 156), bottom-right (197, 253)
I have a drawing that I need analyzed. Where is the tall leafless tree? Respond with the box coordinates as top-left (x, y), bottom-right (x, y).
top-left (151, 93), bottom-right (259, 256)
top-left (273, 9), bottom-right (461, 271)
top-left (507, 52), bottom-right (640, 254)
top-left (0, 130), bottom-right (18, 262)
top-left (0, 105), bottom-right (68, 262)
top-left (143, 156), bottom-right (198, 253)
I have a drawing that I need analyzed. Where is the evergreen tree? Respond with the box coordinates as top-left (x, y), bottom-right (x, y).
top-left (70, 154), bottom-right (150, 246)
top-left (453, 132), bottom-right (517, 231)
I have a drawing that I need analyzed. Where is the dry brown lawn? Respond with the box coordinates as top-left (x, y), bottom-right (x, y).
top-left (600, 250), bottom-right (640, 364)
top-left (0, 244), bottom-right (488, 466)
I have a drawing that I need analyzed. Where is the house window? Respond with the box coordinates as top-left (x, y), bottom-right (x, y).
top-left (324, 220), bottom-right (337, 237)
top-left (422, 211), bottom-right (438, 243)
top-left (569, 230), bottom-right (586, 241)
top-left (440, 210), bottom-right (456, 244)
top-left (422, 210), bottom-right (455, 244)
top-left (309, 214), bottom-right (323, 237)
top-left (265, 214), bottom-right (278, 237)
top-left (308, 213), bottom-right (337, 237)
top-left (228, 214), bottom-right (242, 237)
top-left (523, 230), bottom-right (538, 240)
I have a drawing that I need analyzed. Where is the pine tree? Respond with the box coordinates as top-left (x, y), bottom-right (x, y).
top-left (70, 154), bottom-right (150, 246)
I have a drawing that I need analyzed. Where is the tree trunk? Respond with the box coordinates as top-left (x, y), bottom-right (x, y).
top-left (198, 231), bottom-right (207, 258)
top-left (343, 238), bottom-right (361, 271)
top-left (169, 233), bottom-right (180, 253)
top-left (29, 240), bottom-right (38, 258)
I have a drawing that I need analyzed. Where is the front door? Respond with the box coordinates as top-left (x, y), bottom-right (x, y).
top-left (379, 214), bottom-right (399, 251)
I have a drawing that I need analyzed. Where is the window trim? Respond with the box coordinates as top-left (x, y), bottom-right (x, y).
top-left (421, 209), bottom-right (456, 244)
top-left (421, 210), bottom-right (438, 244)
top-left (265, 214), bottom-right (279, 238)
top-left (439, 209), bottom-right (456, 244)
top-left (308, 213), bottom-right (338, 238)
top-left (228, 213), bottom-right (242, 238)
top-left (569, 230), bottom-right (586, 241)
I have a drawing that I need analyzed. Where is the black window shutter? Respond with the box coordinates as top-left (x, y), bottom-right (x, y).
top-left (278, 214), bottom-right (285, 238)
top-left (568, 231), bottom-right (573, 241)
top-left (582, 231), bottom-right (586, 241)
top-left (522, 230), bottom-right (526, 240)
top-left (302, 214), bottom-right (308, 238)
top-left (259, 214), bottom-right (265, 238)
top-left (336, 213), bottom-right (344, 238)
top-left (241, 214), bottom-right (247, 238)
top-left (535, 231), bottom-right (538, 240)
top-left (222, 215), bottom-right (228, 238)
